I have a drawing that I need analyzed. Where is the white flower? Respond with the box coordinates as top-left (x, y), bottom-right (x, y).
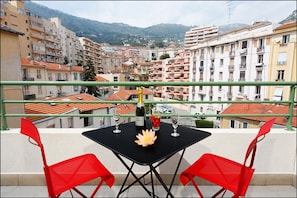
top-left (135, 129), bottom-right (157, 147)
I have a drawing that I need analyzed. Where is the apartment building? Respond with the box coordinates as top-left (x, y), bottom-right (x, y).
top-left (184, 25), bottom-right (219, 50)
top-left (21, 58), bottom-right (83, 99)
top-left (79, 37), bottom-right (103, 74)
top-left (1, 24), bottom-right (25, 128)
top-left (269, 21), bottom-right (297, 101)
top-left (101, 54), bottom-right (125, 73)
top-left (189, 22), bottom-right (280, 117)
top-left (1, 1), bottom-right (82, 65)
top-left (42, 18), bottom-right (63, 63)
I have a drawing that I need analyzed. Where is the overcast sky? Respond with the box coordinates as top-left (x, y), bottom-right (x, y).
top-left (33, 1), bottom-right (296, 28)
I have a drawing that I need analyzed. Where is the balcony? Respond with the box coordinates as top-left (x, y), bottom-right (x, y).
top-left (256, 62), bottom-right (264, 70)
top-left (240, 48), bottom-right (247, 54)
top-left (1, 128), bottom-right (296, 197)
top-left (1, 81), bottom-right (296, 196)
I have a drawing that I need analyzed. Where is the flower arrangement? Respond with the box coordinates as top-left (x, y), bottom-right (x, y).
top-left (135, 129), bottom-right (157, 147)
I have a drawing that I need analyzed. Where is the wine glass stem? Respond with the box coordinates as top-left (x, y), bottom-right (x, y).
top-left (116, 124), bottom-right (119, 130)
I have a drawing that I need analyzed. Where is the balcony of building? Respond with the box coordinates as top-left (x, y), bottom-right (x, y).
top-left (1, 81), bottom-right (296, 197)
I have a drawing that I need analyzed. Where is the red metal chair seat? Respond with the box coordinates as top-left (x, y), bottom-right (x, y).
top-left (20, 118), bottom-right (114, 198)
top-left (180, 118), bottom-right (276, 198)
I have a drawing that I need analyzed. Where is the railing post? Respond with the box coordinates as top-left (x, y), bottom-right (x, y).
top-left (0, 85), bottom-right (9, 130)
top-left (286, 84), bottom-right (296, 131)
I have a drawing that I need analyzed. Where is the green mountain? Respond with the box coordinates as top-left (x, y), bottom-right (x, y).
top-left (25, 1), bottom-right (295, 46)
top-left (24, 1), bottom-right (191, 46)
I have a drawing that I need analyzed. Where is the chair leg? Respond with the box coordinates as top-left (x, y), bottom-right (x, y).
top-left (90, 179), bottom-right (104, 198)
top-left (211, 187), bottom-right (227, 198)
top-left (191, 178), bottom-right (204, 198)
top-left (72, 187), bottom-right (87, 198)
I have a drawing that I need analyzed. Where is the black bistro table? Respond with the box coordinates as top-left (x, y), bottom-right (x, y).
top-left (82, 121), bottom-right (211, 198)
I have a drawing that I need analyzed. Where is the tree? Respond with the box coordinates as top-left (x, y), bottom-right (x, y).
top-left (63, 56), bottom-right (69, 64)
top-left (160, 53), bottom-right (170, 60)
top-left (83, 59), bottom-right (100, 97)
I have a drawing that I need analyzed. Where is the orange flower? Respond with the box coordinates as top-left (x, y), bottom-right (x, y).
top-left (135, 129), bottom-right (157, 147)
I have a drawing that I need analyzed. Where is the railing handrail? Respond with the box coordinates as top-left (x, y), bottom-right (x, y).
top-left (1, 81), bottom-right (296, 131)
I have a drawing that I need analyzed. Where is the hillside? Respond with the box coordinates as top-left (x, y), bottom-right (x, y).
top-left (24, 2), bottom-right (295, 46)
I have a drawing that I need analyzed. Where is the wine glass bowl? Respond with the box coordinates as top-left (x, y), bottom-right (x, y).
top-left (113, 107), bottom-right (121, 133)
top-left (170, 113), bottom-right (180, 137)
top-left (150, 109), bottom-right (161, 131)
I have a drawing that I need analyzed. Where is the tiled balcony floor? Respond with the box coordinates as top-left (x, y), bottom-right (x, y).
top-left (1, 185), bottom-right (296, 197)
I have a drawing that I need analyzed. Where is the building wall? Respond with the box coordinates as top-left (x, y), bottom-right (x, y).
top-left (0, 29), bottom-right (25, 128)
top-left (269, 22), bottom-right (297, 101)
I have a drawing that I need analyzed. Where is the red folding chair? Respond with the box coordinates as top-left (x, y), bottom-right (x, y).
top-left (20, 118), bottom-right (115, 198)
top-left (180, 118), bottom-right (276, 198)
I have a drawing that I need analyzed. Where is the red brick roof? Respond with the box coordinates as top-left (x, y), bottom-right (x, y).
top-left (116, 104), bottom-right (136, 114)
top-left (221, 103), bottom-right (297, 127)
top-left (45, 62), bottom-right (70, 71)
top-left (25, 93), bottom-right (113, 122)
top-left (95, 75), bottom-right (109, 82)
top-left (274, 21), bottom-right (297, 31)
top-left (21, 58), bottom-right (45, 68)
top-left (105, 88), bottom-right (152, 101)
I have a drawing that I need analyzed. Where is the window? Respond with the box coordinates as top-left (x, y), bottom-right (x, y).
top-left (37, 70), bottom-right (41, 79)
top-left (73, 73), bottom-right (78, 80)
top-left (113, 76), bottom-right (118, 88)
top-left (243, 122), bottom-right (248, 128)
top-left (48, 73), bottom-right (52, 81)
top-left (220, 59), bottom-right (223, 66)
top-left (277, 52), bottom-right (287, 65)
top-left (219, 72), bottom-right (223, 80)
top-left (230, 120), bottom-right (235, 128)
top-left (230, 43), bottom-right (235, 52)
top-left (220, 45), bottom-right (224, 53)
top-left (256, 71), bottom-right (262, 81)
top-left (239, 85), bottom-right (244, 93)
top-left (276, 70), bottom-right (285, 81)
top-left (282, 34), bottom-right (290, 44)
top-left (258, 38), bottom-right (264, 49)
top-left (272, 87), bottom-right (283, 101)
top-left (240, 56), bottom-right (246, 67)
top-left (38, 85), bottom-right (42, 94)
top-left (258, 54), bottom-right (263, 63)
top-left (240, 71), bottom-right (245, 81)
top-left (242, 40), bottom-right (247, 49)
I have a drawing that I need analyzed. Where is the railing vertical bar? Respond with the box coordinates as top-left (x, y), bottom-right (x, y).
top-left (0, 86), bottom-right (9, 130)
top-left (286, 85), bottom-right (296, 131)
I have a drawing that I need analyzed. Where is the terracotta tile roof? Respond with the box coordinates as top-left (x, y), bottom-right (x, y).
top-left (101, 54), bottom-right (110, 58)
top-left (105, 88), bottom-right (152, 101)
top-left (55, 93), bottom-right (113, 111)
top-left (274, 21), bottom-right (297, 31)
top-left (221, 103), bottom-right (297, 127)
top-left (25, 93), bottom-right (113, 122)
top-left (105, 90), bottom-right (132, 101)
top-left (45, 62), bottom-right (70, 71)
top-left (21, 58), bottom-right (45, 68)
top-left (71, 66), bottom-right (83, 72)
top-left (95, 75), bottom-right (109, 82)
top-left (116, 104), bottom-right (136, 114)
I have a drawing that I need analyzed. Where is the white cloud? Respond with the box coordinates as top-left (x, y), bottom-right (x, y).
top-left (33, 1), bottom-right (296, 27)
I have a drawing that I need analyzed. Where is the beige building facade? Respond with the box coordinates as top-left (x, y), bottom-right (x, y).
top-left (1, 25), bottom-right (25, 128)
top-left (269, 21), bottom-right (297, 101)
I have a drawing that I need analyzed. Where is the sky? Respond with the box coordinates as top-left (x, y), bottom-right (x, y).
top-left (33, 1), bottom-right (296, 28)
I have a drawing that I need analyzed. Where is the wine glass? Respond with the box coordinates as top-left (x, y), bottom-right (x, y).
top-left (113, 107), bottom-right (121, 133)
top-left (170, 112), bottom-right (180, 137)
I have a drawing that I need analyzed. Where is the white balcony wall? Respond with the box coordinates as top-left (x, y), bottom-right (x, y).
top-left (1, 128), bottom-right (296, 186)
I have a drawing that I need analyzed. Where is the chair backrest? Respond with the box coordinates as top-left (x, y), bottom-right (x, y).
top-left (20, 118), bottom-right (55, 196)
top-left (237, 118), bottom-right (276, 195)
top-left (244, 118), bottom-right (276, 167)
